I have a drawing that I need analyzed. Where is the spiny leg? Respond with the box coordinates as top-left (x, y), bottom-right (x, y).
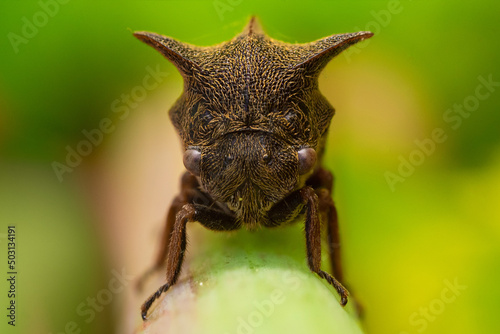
top-left (140, 203), bottom-right (193, 320)
top-left (135, 194), bottom-right (184, 291)
top-left (141, 203), bottom-right (239, 321)
top-left (136, 172), bottom-right (199, 291)
top-left (155, 174), bottom-right (200, 270)
top-left (301, 186), bottom-right (348, 306)
top-left (266, 185), bottom-right (348, 305)
top-left (307, 168), bottom-right (344, 282)
top-left (321, 191), bottom-right (343, 282)
top-left (310, 168), bottom-right (365, 316)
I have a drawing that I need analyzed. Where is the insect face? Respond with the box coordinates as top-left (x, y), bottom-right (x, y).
top-left (198, 130), bottom-right (300, 225)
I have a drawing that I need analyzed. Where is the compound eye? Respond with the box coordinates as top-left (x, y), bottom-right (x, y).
top-left (298, 148), bottom-right (317, 175)
top-left (183, 149), bottom-right (201, 176)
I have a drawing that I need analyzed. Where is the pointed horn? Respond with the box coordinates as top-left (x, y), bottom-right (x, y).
top-left (240, 16), bottom-right (265, 37)
top-left (292, 31), bottom-right (373, 72)
top-left (133, 31), bottom-right (201, 75)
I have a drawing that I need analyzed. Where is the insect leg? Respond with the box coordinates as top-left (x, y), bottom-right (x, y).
top-left (317, 189), bottom-right (343, 282)
top-left (136, 172), bottom-right (199, 291)
top-left (306, 168), bottom-right (343, 282)
top-left (141, 203), bottom-right (195, 320)
top-left (301, 186), bottom-right (348, 306)
top-left (141, 203), bottom-right (238, 321)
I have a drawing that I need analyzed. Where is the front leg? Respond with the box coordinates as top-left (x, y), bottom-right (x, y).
top-left (141, 203), bottom-right (239, 321)
top-left (136, 172), bottom-right (199, 291)
top-left (307, 167), bottom-right (344, 282)
top-left (266, 186), bottom-right (348, 306)
top-left (301, 187), bottom-right (349, 306)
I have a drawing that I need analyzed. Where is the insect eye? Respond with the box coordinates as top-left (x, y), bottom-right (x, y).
top-left (183, 149), bottom-right (201, 176)
top-left (297, 148), bottom-right (317, 175)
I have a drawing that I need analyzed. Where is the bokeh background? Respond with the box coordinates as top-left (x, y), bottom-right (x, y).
top-left (1, 0), bottom-right (499, 333)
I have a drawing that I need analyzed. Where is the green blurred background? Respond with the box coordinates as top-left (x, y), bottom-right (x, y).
top-left (0, 0), bottom-right (499, 333)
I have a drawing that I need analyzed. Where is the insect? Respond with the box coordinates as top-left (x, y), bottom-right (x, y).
top-left (134, 17), bottom-right (372, 320)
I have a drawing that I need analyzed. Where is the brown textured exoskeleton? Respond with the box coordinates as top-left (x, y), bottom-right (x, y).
top-left (134, 17), bottom-right (372, 320)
